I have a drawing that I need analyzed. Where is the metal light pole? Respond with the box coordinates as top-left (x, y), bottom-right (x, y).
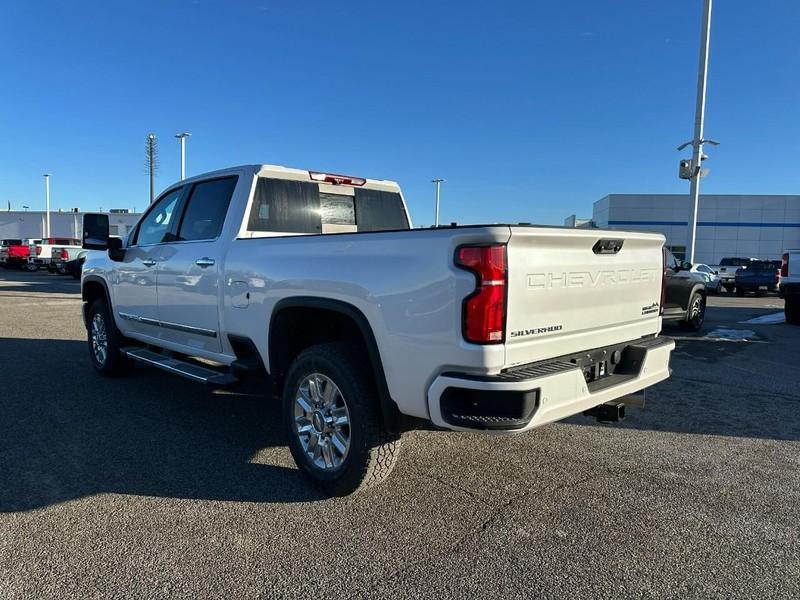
top-left (684, 0), bottom-right (713, 264)
top-left (43, 174), bottom-right (51, 238)
top-left (432, 178), bottom-right (445, 227)
top-left (175, 132), bottom-right (191, 180)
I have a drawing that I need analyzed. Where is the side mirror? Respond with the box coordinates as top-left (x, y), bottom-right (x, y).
top-left (681, 261), bottom-right (692, 271)
top-left (82, 214), bottom-right (109, 250)
top-left (108, 236), bottom-right (126, 261)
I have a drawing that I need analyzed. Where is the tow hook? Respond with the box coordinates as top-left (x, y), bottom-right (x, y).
top-left (584, 402), bottom-right (625, 423)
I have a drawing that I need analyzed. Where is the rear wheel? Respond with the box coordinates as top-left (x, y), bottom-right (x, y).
top-left (680, 292), bottom-right (706, 332)
top-left (87, 298), bottom-right (131, 376)
top-left (786, 296), bottom-right (800, 326)
top-left (24, 262), bottom-right (38, 272)
top-left (283, 343), bottom-right (401, 496)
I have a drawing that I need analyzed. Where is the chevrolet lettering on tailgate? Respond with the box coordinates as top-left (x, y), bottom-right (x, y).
top-left (526, 268), bottom-right (659, 290)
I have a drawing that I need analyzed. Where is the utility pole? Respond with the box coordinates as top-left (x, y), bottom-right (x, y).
top-left (431, 178), bottom-right (445, 227)
top-left (175, 132), bottom-right (191, 180)
top-left (146, 133), bottom-right (158, 203)
top-left (43, 174), bottom-right (51, 238)
top-left (684, 0), bottom-right (713, 264)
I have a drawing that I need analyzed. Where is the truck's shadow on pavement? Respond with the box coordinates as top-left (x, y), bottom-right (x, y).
top-left (0, 338), bottom-right (324, 512)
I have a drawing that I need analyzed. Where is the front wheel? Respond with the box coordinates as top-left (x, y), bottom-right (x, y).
top-left (680, 292), bottom-right (706, 332)
top-left (283, 343), bottom-right (401, 496)
top-left (87, 298), bottom-right (131, 376)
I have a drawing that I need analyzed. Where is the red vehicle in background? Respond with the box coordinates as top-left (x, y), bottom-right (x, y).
top-left (0, 238), bottom-right (41, 270)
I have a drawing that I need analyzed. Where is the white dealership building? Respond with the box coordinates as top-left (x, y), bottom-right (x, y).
top-left (569, 194), bottom-right (800, 264)
top-left (0, 209), bottom-right (141, 240)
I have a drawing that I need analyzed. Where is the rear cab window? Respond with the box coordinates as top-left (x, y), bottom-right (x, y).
top-left (720, 258), bottom-right (753, 267)
top-left (244, 176), bottom-right (409, 236)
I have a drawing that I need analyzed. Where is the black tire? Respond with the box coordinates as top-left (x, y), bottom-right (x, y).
top-left (24, 262), bottom-right (38, 272)
top-left (736, 288), bottom-right (745, 297)
top-left (680, 292), bottom-right (706, 332)
top-left (87, 297), bottom-right (132, 377)
top-left (283, 342), bottom-right (401, 496)
top-left (786, 296), bottom-right (800, 326)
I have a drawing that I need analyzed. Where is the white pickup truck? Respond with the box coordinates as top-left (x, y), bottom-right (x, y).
top-left (780, 250), bottom-right (799, 324)
top-left (28, 237), bottom-right (81, 271)
top-left (80, 164), bottom-right (674, 495)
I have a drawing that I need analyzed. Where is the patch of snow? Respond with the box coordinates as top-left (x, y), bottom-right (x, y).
top-left (739, 312), bottom-right (785, 325)
top-left (704, 328), bottom-right (756, 341)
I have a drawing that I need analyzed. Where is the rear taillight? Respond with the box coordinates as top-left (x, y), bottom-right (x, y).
top-left (781, 253), bottom-right (789, 278)
top-left (60, 249), bottom-right (69, 260)
top-left (455, 244), bottom-right (507, 344)
top-left (660, 247), bottom-right (666, 315)
top-left (35, 246), bottom-right (42, 255)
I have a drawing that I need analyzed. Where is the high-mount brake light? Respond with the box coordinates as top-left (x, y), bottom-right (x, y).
top-left (660, 247), bottom-right (667, 315)
top-left (309, 171), bottom-right (366, 186)
top-left (455, 244), bottom-right (507, 344)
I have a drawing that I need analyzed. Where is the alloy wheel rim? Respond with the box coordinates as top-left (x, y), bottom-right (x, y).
top-left (691, 297), bottom-right (704, 324)
top-left (91, 313), bottom-right (108, 365)
top-left (293, 373), bottom-right (351, 471)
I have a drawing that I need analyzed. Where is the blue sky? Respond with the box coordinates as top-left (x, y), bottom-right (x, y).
top-left (1, 0), bottom-right (798, 225)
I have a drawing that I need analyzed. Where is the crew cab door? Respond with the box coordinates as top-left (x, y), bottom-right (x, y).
top-left (114, 187), bottom-right (184, 339)
top-left (663, 249), bottom-right (695, 310)
top-left (155, 176), bottom-right (237, 353)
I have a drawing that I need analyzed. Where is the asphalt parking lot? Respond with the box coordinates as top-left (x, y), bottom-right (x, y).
top-left (1, 269), bottom-right (798, 599)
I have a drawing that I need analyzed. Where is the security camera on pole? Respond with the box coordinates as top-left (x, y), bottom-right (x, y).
top-left (677, 0), bottom-right (719, 264)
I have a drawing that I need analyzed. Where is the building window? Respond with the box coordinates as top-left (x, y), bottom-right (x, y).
top-left (667, 246), bottom-right (686, 261)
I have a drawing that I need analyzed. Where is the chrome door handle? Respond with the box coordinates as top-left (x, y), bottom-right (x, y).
top-left (142, 259), bottom-right (157, 267)
top-left (195, 257), bottom-right (215, 268)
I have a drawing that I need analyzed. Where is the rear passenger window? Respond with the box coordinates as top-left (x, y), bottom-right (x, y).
top-left (177, 177), bottom-right (238, 241)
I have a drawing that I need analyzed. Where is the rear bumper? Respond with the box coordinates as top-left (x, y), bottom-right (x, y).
top-left (427, 336), bottom-right (675, 433)
top-left (736, 282), bottom-right (779, 292)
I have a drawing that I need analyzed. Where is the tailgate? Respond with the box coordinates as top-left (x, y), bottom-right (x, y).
top-left (504, 227), bottom-right (664, 367)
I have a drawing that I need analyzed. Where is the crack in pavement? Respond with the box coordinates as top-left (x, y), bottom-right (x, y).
top-left (350, 471), bottom-right (603, 599)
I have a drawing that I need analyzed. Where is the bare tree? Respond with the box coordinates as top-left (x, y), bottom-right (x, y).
top-left (145, 133), bottom-right (159, 204)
